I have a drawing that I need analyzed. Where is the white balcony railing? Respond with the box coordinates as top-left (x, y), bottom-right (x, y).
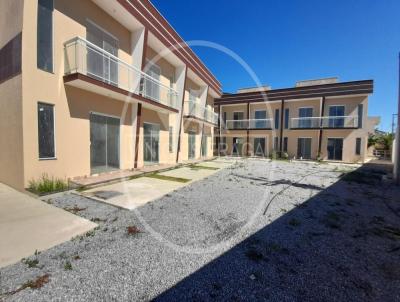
top-left (249, 118), bottom-right (273, 129)
top-left (290, 116), bottom-right (359, 129)
top-left (225, 119), bottom-right (273, 130)
top-left (184, 101), bottom-right (218, 124)
top-left (64, 37), bottom-right (179, 109)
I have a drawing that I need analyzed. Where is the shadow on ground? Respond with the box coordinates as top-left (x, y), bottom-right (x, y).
top-left (155, 162), bottom-right (400, 302)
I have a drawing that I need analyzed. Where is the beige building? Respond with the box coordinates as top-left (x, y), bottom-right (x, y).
top-left (215, 78), bottom-right (374, 163)
top-left (0, 0), bottom-right (221, 190)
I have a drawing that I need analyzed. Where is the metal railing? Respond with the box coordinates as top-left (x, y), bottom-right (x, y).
top-left (249, 118), bottom-right (273, 129)
top-left (184, 101), bottom-right (218, 124)
top-left (64, 37), bottom-right (179, 109)
top-left (225, 119), bottom-right (273, 129)
top-left (291, 116), bottom-right (358, 129)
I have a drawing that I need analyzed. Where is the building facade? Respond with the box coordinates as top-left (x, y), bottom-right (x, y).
top-left (0, 0), bottom-right (221, 190)
top-left (215, 79), bottom-right (374, 163)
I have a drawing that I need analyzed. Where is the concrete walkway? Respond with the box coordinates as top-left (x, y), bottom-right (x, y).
top-left (0, 183), bottom-right (97, 268)
top-left (80, 177), bottom-right (186, 210)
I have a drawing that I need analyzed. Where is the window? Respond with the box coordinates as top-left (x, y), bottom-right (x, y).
top-left (355, 138), bottom-right (361, 155)
top-left (298, 108), bottom-right (313, 128)
top-left (274, 109), bottom-right (280, 129)
top-left (38, 103), bottom-right (55, 159)
top-left (169, 126), bottom-right (173, 153)
top-left (233, 112), bottom-right (244, 129)
top-left (283, 137), bottom-right (288, 152)
top-left (37, 0), bottom-right (54, 72)
top-left (358, 104), bottom-right (363, 128)
top-left (254, 110), bottom-right (267, 128)
top-left (284, 108), bottom-right (289, 129)
top-left (328, 105), bottom-right (345, 127)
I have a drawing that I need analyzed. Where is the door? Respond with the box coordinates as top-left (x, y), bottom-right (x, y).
top-left (254, 138), bottom-right (266, 156)
top-left (144, 61), bottom-right (161, 101)
top-left (233, 112), bottom-right (244, 129)
top-left (232, 137), bottom-right (244, 156)
top-left (143, 123), bottom-right (160, 164)
top-left (90, 113), bottom-right (120, 174)
top-left (328, 106), bottom-right (345, 127)
top-left (327, 138), bottom-right (343, 160)
top-left (188, 131), bottom-right (196, 159)
top-left (87, 22), bottom-right (119, 85)
top-left (298, 108), bottom-right (313, 128)
top-left (297, 138), bottom-right (312, 159)
top-left (201, 133), bottom-right (208, 157)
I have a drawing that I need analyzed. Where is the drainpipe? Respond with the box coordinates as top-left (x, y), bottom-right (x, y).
top-left (246, 102), bottom-right (250, 156)
top-left (279, 99), bottom-right (285, 153)
top-left (318, 96), bottom-right (326, 158)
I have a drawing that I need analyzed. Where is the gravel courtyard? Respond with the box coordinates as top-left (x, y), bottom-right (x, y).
top-left (1, 159), bottom-right (399, 301)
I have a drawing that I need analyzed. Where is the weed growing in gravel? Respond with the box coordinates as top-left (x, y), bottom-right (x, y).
top-left (73, 255), bottom-right (81, 260)
top-left (64, 261), bottom-right (73, 270)
top-left (90, 217), bottom-right (107, 223)
top-left (322, 211), bottom-right (341, 229)
top-left (127, 226), bottom-right (141, 235)
top-left (5, 274), bottom-right (51, 296)
top-left (288, 218), bottom-right (301, 227)
top-left (28, 174), bottom-right (68, 194)
top-left (85, 227), bottom-right (99, 237)
top-left (245, 249), bottom-right (265, 262)
top-left (63, 205), bottom-right (87, 214)
top-left (22, 258), bottom-right (39, 268)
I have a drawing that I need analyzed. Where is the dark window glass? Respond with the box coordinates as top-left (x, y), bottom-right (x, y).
top-left (275, 109), bottom-right (280, 129)
top-left (358, 104), bottom-right (363, 128)
top-left (169, 127), bottom-right (173, 153)
top-left (37, 0), bottom-right (54, 72)
top-left (38, 103), bottom-right (55, 158)
top-left (299, 107), bottom-right (313, 128)
top-left (283, 137), bottom-right (288, 152)
top-left (284, 108), bottom-right (289, 129)
top-left (274, 136), bottom-right (279, 150)
top-left (356, 138), bottom-right (361, 155)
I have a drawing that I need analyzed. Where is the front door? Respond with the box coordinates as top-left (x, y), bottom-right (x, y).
top-left (188, 131), bottom-right (196, 159)
top-left (327, 138), bottom-right (343, 160)
top-left (254, 137), bottom-right (266, 156)
top-left (90, 113), bottom-right (120, 174)
top-left (143, 123), bottom-right (160, 164)
top-left (232, 137), bottom-right (244, 156)
top-left (297, 138), bottom-right (312, 159)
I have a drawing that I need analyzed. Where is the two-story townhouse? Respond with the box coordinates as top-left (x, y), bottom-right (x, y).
top-left (215, 78), bottom-right (373, 163)
top-left (0, 0), bottom-right (221, 190)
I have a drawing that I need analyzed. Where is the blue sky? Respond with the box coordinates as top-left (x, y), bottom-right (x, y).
top-left (152, 0), bottom-right (399, 132)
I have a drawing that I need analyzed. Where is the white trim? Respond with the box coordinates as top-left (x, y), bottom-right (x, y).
top-left (90, 111), bottom-right (120, 120)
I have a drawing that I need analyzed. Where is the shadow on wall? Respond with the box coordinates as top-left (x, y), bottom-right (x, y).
top-left (155, 163), bottom-right (400, 301)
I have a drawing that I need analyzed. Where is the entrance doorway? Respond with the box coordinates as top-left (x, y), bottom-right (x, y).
top-left (254, 137), bottom-right (266, 156)
top-left (232, 137), bottom-right (244, 156)
top-left (297, 138), bottom-right (312, 159)
top-left (90, 113), bottom-right (120, 174)
top-left (143, 123), bottom-right (160, 164)
top-left (188, 131), bottom-right (196, 159)
top-left (327, 138), bottom-right (343, 160)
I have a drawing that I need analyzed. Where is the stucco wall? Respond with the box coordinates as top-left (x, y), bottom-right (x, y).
top-left (0, 0), bottom-right (24, 189)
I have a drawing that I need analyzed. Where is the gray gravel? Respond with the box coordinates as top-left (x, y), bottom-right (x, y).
top-left (1, 159), bottom-right (399, 301)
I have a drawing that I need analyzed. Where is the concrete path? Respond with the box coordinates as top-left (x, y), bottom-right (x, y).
top-left (0, 183), bottom-right (97, 268)
top-left (158, 166), bottom-right (218, 182)
top-left (80, 177), bottom-right (186, 210)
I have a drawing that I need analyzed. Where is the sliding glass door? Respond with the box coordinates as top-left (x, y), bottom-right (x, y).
top-left (143, 123), bottom-right (160, 164)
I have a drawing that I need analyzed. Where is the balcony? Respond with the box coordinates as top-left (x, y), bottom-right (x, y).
top-left (64, 37), bottom-right (179, 110)
top-left (184, 101), bottom-right (218, 124)
top-left (290, 116), bottom-right (359, 129)
top-left (225, 119), bottom-right (273, 130)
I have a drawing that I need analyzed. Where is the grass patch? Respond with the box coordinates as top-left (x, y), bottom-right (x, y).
top-left (145, 173), bottom-right (191, 183)
top-left (28, 174), bottom-right (68, 195)
top-left (189, 165), bottom-right (219, 171)
top-left (64, 261), bottom-right (73, 270)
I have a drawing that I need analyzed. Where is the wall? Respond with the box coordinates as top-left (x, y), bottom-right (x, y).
top-left (0, 0), bottom-right (25, 189)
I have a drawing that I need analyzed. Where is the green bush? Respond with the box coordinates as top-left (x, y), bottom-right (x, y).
top-left (28, 174), bottom-right (68, 194)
